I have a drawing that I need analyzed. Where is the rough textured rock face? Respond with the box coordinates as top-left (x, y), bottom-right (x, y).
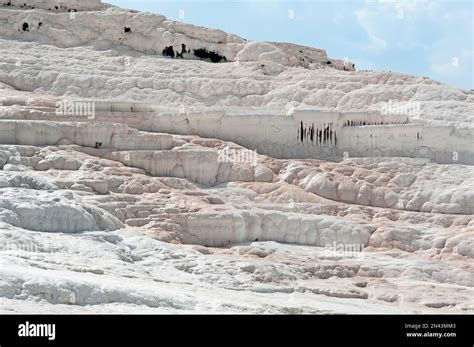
top-left (0, 0), bottom-right (472, 314)
top-left (0, 0), bottom-right (352, 70)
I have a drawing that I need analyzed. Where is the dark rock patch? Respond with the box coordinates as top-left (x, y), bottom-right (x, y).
top-left (162, 46), bottom-right (175, 58)
top-left (193, 48), bottom-right (226, 63)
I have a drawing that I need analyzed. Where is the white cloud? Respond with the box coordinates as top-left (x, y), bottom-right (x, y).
top-left (333, 12), bottom-right (344, 24)
top-left (354, 9), bottom-right (388, 52)
top-left (426, 6), bottom-right (473, 88)
top-left (430, 48), bottom-right (473, 88)
top-left (366, 31), bottom-right (388, 52)
top-left (352, 0), bottom-right (473, 88)
top-left (353, 0), bottom-right (444, 52)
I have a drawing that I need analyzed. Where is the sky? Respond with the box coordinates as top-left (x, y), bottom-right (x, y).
top-left (107, 0), bottom-right (473, 90)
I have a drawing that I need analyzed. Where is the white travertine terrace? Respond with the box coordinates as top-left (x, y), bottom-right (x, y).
top-left (2, 100), bottom-right (473, 164)
top-left (0, 0), bottom-right (472, 314)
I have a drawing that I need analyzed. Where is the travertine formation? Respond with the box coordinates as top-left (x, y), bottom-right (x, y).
top-left (0, 0), bottom-right (472, 314)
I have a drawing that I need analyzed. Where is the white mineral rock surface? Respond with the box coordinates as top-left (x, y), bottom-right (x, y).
top-left (0, 0), bottom-right (472, 314)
